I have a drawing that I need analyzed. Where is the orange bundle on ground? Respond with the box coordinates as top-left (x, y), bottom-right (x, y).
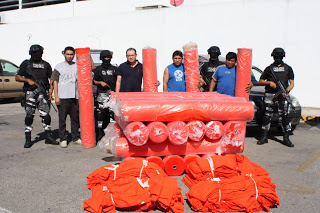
top-left (186, 175), bottom-right (280, 213)
top-left (83, 158), bottom-right (184, 213)
top-left (183, 154), bottom-right (269, 188)
top-left (182, 42), bottom-right (200, 92)
top-left (163, 155), bottom-right (185, 176)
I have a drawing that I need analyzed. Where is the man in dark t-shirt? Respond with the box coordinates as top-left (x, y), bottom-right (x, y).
top-left (257, 47), bottom-right (295, 147)
top-left (115, 48), bottom-right (143, 92)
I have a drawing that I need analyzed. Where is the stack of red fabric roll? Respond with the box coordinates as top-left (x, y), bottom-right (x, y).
top-left (102, 92), bottom-right (253, 157)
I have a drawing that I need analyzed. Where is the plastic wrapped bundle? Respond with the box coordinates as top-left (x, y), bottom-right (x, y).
top-left (111, 137), bottom-right (227, 157)
top-left (187, 120), bottom-right (206, 141)
top-left (205, 121), bottom-right (224, 140)
top-left (236, 48), bottom-right (252, 100)
top-left (147, 121), bottom-right (168, 143)
top-left (143, 47), bottom-right (158, 92)
top-left (123, 122), bottom-right (149, 146)
top-left (164, 155), bottom-right (185, 176)
top-left (167, 121), bottom-right (189, 145)
top-left (223, 121), bottom-right (246, 147)
top-left (76, 47), bottom-right (95, 148)
top-left (182, 42), bottom-right (200, 92)
top-left (116, 99), bottom-right (254, 122)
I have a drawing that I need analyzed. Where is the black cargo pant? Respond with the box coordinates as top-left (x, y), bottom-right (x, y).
top-left (58, 98), bottom-right (80, 142)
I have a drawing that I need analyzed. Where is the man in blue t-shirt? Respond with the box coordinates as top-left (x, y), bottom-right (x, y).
top-left (209, 52), bottom-right (253, 96)
top-left (163, 50), bottom-right (186, 92)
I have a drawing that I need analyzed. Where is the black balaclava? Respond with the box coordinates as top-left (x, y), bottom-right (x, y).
top-left (209, 52), bottom-right (219, 62)
top-left (31, 51), bottom-right (43, 62)
top-left (273, 55), bottom-right (283, 65)
top-left (102, 59), bottom-right (111, 68)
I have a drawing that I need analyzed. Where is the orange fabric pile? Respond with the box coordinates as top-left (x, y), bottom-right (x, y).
top-left (83, 158), bottom-right (184, 213)
top-left (186, 175), bottom-right (279, 213)
top-left (183, 154), bottom-right (269, 188)
top-left (183, 154), bottom-right (279, 212)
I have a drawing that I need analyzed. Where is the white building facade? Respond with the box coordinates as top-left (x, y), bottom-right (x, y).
top-left (0, 0), bottom-right (319, 107)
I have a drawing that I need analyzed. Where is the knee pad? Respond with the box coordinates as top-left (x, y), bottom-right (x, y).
top-left (41, 114), bottom-right (51, 125)
top-left (25, 114), bottom-right (34, 127)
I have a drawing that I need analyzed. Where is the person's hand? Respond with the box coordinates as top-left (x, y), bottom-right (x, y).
top-left (269, 82), bottom-right (277, 89)
top-left (245, 82), bottom-right (254, 93)
top-left (156, 80), bottom-right (160, 87)
top-left (199, 76), bottom-right (206, 85)
top-left (27, 79), bottom-right (37, 87)
top-left (100, 82), bottom-right (109, 88)
top-left (48, 91), bottom-right (52, 100)
top-left (55, 97), bottom-right (61, 105)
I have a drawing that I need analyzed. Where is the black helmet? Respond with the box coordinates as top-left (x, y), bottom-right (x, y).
top-left (207, 46), bottom-right (221, 55)
top-left (271, 47), bottom-right (285, 57)
top-left (100, 50), bottom-right (113, 60)
top-left (29, 44), bottom-right (44, 55)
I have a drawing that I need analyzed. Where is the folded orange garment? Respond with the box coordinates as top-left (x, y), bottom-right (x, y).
top-left (186, 175), bottom-right (279, 213)
top-left (167, 121), bottom-right (189, 145)
top-left (183, 154), bottom-right (201, 174)
top-left (84, 158), bottom-right (184, 213)
top-left (187, 120), bottom-right (206, 141)
top-left (183, 154), bottom-right (269, 188)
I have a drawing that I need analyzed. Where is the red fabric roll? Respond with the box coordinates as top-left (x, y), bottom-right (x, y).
top-left (205, 121), bottom-right (224, 140)
top-left (111, 137), bottom-right (236, 157)
top-left (183, 154), bottom-right (201, 173)
top-left (236, 48), bottom-right (252, 100)
top-left (167, 121), bottom-right (189, 145)
top-left (118, 99), bottom-right (254, 122)
top-left (187, 120), bottom-right (206, 141)
top-left (147, 121), bottom-right (168, 143)
top-left (163, 155), bottom-right (185, 176)
top-left (223, 121), bottom-right (246, 147)
top-left (146, 156), bottom-right (164, 170)
top-left (183, 44), bottom-right (200, 92)
top-left (123, 122), bottom-right (149, 146)
top-left (75, 47), bottom-right (95, 148)
top-left (143, 47), bottom-right (158, 92)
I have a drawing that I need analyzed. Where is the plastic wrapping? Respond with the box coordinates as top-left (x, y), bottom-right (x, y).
top-left (182, 42), bottom-right (200, 92)
top-left (75, 47), bottom-right (96, 148)
top-left (222, 121), bottom-right (246, 148)
top-left (205, 121), bottom-right (224, 140)
top-left (123, 121), bottom-right (149, 146)
top-left (98, 123), bottom-right (122, 153)
top-left (183, 154), bottom-right (201, 173)
top-left (146, 156), bottom-right (164, 170)
top-left (167, 121), bottom-right (189, 145)
top-left (116, 99), bottom-right (254, 122)
top-left (236, 48), bottom-right (252, 100)
top-left (147, 121), bottom-right (168, 143)
top-left (163, 155), bottom-right (185, 176)
top-left (187, 120), bottom-right (206, 141)
top-left (142, 47), bottom-right (158, 92)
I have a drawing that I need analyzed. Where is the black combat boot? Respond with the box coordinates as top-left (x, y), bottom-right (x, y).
top-left (257, 130), bottom-right (268, 145)
top-left (97, 128), bottom-right (105, 142)
top-left (282, 131), bottom-right (294, 147)
top-left (24, 132), bottom-right (33, 148)
top-left (45, 130), bottom-right (59, 145)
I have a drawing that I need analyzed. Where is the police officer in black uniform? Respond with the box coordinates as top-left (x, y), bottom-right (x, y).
top-left (93, 50), bottom-right (117, 141)
top-left (257, 47), bottom-right (295, 147)
top-left (16, 44), bottom-right (59, 148)
top-left (200, 46), bottom-right (225, 91)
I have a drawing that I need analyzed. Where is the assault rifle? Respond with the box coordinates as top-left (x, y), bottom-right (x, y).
top-left (269, 67), bottom-right (295, 113)
top-left (199, 62), bottom-right (212, 86)
top-left (26, 66), bottom-right (57, 112)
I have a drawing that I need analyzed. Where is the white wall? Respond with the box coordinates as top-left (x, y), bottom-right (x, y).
top-left (0, 0), bottom-right (318, 107)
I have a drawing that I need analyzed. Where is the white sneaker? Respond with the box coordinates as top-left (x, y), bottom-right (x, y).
top-left (73, 139), bottom-right (82, 145)
top-left (60, 140), bottom-right (68, 148)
